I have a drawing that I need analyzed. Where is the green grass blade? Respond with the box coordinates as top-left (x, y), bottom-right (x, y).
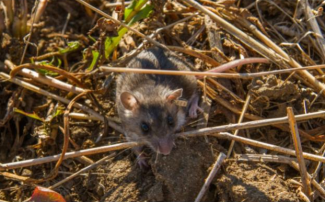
top-left (14, 108), bottom-right (44, 122)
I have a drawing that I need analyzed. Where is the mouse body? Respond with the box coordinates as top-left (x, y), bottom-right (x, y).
top-left (116, 47), bottom-right (199, 156)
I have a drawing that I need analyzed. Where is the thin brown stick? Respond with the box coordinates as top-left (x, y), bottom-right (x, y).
top-left (69, 112), bottom-right (120, 123)
top-left (287, 107), bottom-right (312, 199)
top-left (0, 171), bottom-right (35, 184)
top-left (233, 154), bottom-right (301, 164)
top-left (48, 152), bottom-right (116, 190)
top-left (0, 142), bottom-right (140, 171)
top-left (177, 110), bottom-right (325, 141)
top-left (227, 94), bottom-right (251, 158)
top-left (195, 152), bottom-right (226, 202)
top-left (167, 46), bottom-right (221, 66)
top-left (210, 132), bottom-right (325, 163)
top-left (10, 63), bottom-right (84, 87)
top-left (5, 60), bottom-right (85, 94)
top-left (100, 63), bottom-right (325, 79)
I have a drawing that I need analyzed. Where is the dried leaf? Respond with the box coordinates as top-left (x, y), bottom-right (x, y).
top-left (30, 186), bottom-right (66, 202)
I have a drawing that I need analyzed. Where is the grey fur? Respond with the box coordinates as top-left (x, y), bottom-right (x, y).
top-left (116, 47), bottom-right (197, 154)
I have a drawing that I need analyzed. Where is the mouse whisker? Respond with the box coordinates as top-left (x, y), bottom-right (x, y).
top-left (154, 152), bottom-right (159, 164)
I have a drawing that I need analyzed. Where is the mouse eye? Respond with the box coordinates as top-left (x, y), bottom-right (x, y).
top-left (141, 123), bottom-right (150, 133)
top-left (167, 115), bottom-right (174, 126)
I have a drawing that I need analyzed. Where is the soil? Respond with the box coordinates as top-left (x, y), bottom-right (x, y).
top-left (0, 0), bottom-right (324, 202)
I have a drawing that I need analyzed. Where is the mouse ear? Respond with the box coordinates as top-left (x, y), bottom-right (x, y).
top-left (166, 88), bottom-right (183, 102)
top-left (120, 92), bottom-right (139, 111)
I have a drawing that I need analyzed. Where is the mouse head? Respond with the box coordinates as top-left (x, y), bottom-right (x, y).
top-left (119, 88), bottom-right (185, 155)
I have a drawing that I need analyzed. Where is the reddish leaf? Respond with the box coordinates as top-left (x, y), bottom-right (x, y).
top-left (30, 186), bottom-right (66, 202)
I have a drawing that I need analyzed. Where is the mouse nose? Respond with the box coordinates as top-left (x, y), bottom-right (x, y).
top-left (157, 138), bottom-right (174, 155)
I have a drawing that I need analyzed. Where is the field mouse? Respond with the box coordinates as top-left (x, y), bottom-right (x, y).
top-left (116, 47), bottom-right (200, 163)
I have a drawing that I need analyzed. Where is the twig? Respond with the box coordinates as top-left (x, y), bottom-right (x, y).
top-left (233, 154), bottom-right (301, 164)
top-left (287, 107), bottom-right (312, 199)
top-left (195, 152), bottom-right (226, 202)
top-left (227, 93), bottom-right (251, 158)
top-left (100, 63), bottom-right (325, 79)
top-left (69, 112), bottom-right (120, 123)
top-left (5, 60), bottom-right (85, 94)
top-left (10, 63), bottom-right (85, 88)
top-left (48, 152), bottom-right (116, 189)
top-left (0, 142), bottom-right (140, 171)
top-left (167, 45), bottom-right (222, 66)
top-left (211, 132), bottom-right (325, 163)
top-left (177, 110), bottom-right (325, 140)
top-left (311, 146), bottom-right (325, 179)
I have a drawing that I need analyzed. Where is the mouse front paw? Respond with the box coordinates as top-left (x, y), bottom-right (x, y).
top-left (137, 153), bottom-right (150, 169)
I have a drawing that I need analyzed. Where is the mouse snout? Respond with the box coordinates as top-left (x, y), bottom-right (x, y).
top-left (157, 138), bottom-right (174, 155)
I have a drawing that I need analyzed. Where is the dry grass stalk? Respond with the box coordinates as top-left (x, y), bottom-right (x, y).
top-left (10, 63), bottom-right (84, 87)
top-left (48, 152), bottom-right (116, 190)
top-left (179, 106), bottom-right (325, 141)
top-left (195, 152), bottom-right (226, 202)
top-left (227, 93), bottom-right (251, 158)
top-left (203, 132), bottom-right (325, 163)
top-left (5, 60), bottom-right (85, 94)
top-left (69, 112), bottom-right (120, 123)
top-left (0, 172), bottom-right (32, 183)
top-left (0, 142), bottom-right (140, 171)
top-left (311, 147), bottom-right (325, 180)
top-left (100, 64), bottom-right (325, 79)
top-left (167, 46), bottom-right (221, 66)
top-left (287, 107), bottom-right (312, 200)
top-left (233, 154), bottom-right (301, 164)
